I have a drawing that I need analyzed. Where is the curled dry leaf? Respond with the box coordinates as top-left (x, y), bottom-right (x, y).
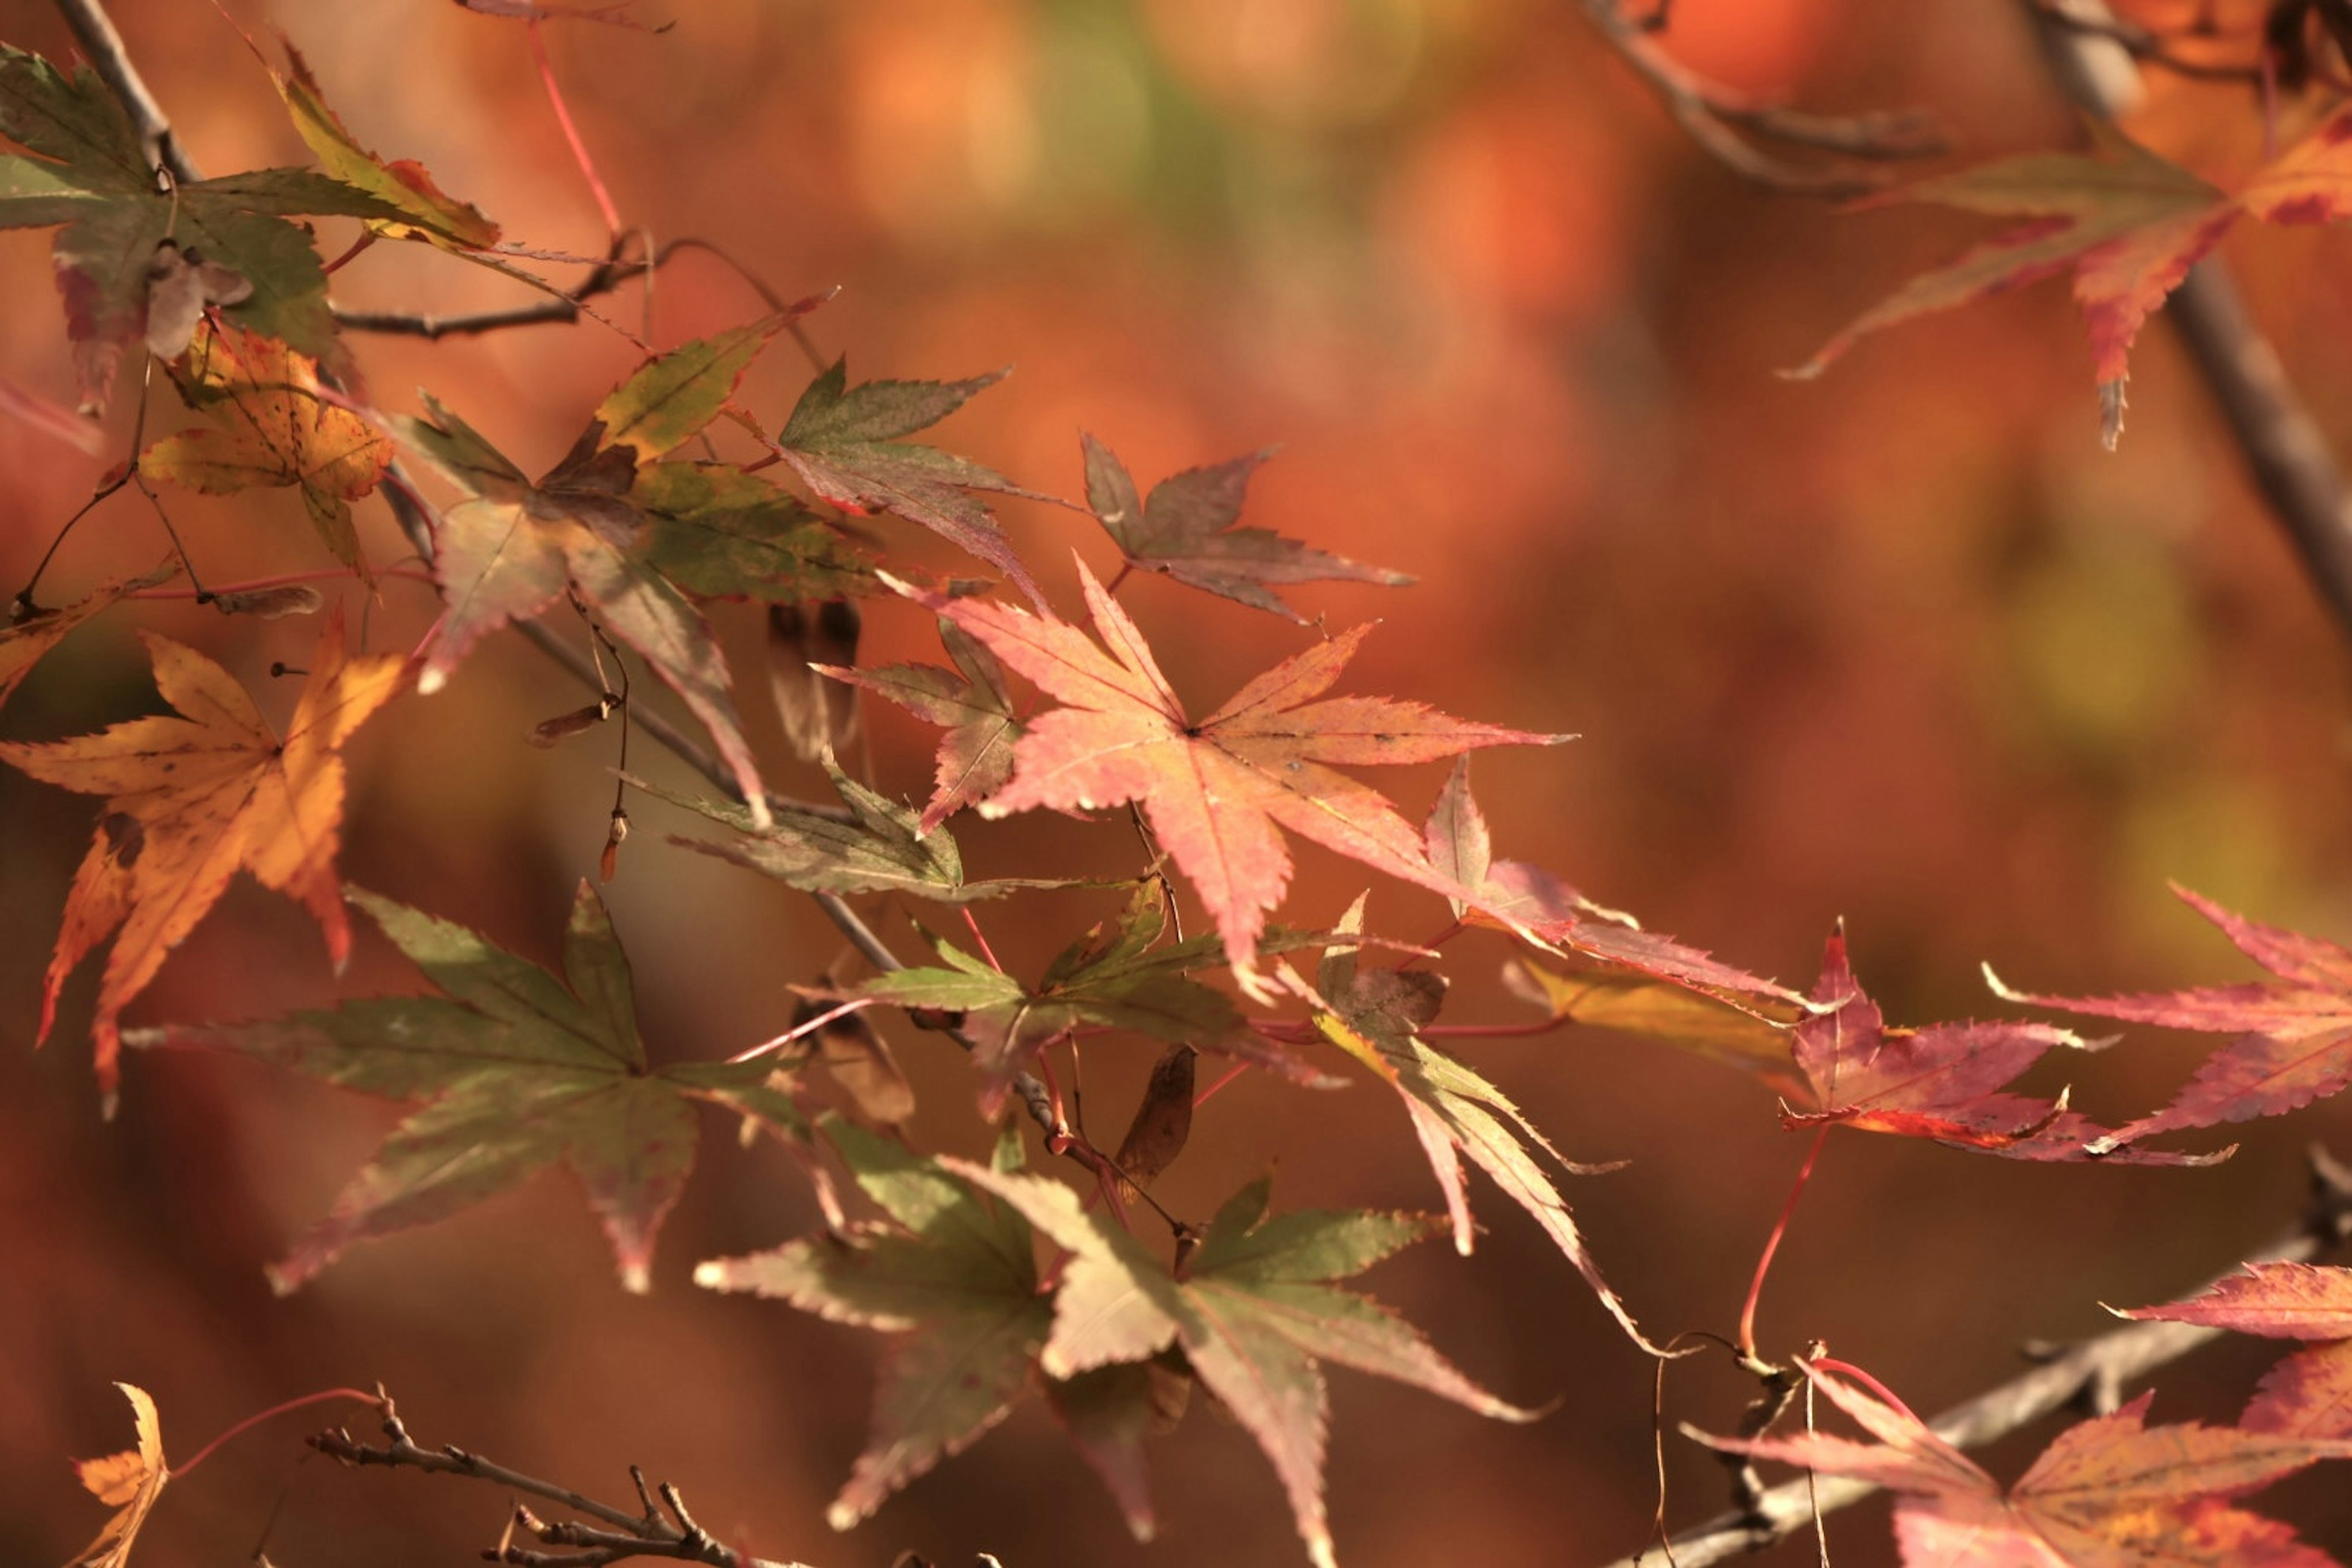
top-left (1112, 1042), bottom-right (1197, 1202)
top-left (66, 1383), bottom-right (167, 1568)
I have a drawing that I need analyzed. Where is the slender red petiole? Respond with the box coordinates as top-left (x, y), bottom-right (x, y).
top-left (961, 908), bottom-right (1005, 973)
top-left (176, 1387), bottom-right (382, 1477)
top-left (1738, 1124), bottom-right (1830, 1360)
top-left (528, 20), bottom-right (621, 236)
top-left (1194, 1060), bottom-right (1250, 1107)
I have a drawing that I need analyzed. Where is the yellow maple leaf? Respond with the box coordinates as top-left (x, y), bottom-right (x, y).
top-left (65, 1384), bottom-right (168, 1568)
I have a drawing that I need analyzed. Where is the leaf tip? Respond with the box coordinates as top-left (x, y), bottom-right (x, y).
top-left (691, 1259), bottom-right (727, 1289)
top-left (416, 665), bottom-right (450, 696)
top-left (620, 1260), bottom-right (652, 1294)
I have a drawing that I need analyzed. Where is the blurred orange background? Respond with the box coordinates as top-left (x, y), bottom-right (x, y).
top-left (6, 1), bottom-right (2352, 1565)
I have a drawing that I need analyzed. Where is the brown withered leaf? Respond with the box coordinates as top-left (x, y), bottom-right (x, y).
top-left (1112, 1042), bottom-right (1196, 1202)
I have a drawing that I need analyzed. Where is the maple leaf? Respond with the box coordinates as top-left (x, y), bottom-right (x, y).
top-left (139, 322), bottom-right (393, 576)
top-left (949, 1159), bottom-right (1537, 1568)
top-left (404, 316), bottom-right (815, 825)
top-left (0, 562), bottom-right (175, 714)
top-left (641, 758), bottom-right (1066, 904)
top-left (696, 1117), bottom-right (1050, 1529)
top-left (271, 43), bottom-right (499, 249)
top-left (1292, 899), bottom-right (1659, 1353)
top-left (2118, 1262), bottom-right (2352, 1339)
top-left (1988, 886), bottom-right (2352, 1152)
top-left (1700, 1357), bottom-right (2352, 1566)
top-left (2122, 1264), bottom-right (2352, 1441)
top-left (1503, 960), bottom-right (1804, 1090)
top-left (1788, 928), bottom-right (2215, 1163)
top-left (1793, 108), bottom-right (2352, 447)
top-left (859, 880), bottom-right (1327, 1108)
top-left (0, 43), bottom-right (412, 405)
top-left (1079, 435), bottom-right (1409, 622)
top-left (925, 559), bottom-right (1564, 989)
top-left (124, 881), bottom-right (799, 1294)
top-left (820, 616), bottom-right (1019, 832)
top-left (1425, 759), bottom-right (1806, 1006)
top-left (64, 1384), bottom-right (168, 1568)
top-left (774, 358), bottom-right (1047, 605)
top-left (0, 608), bottom-right (402, 1111)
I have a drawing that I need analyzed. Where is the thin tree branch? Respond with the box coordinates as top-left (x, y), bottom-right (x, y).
top-left (49, 0), bottom-right (1061, 1141)
top-left (2028, 0), bottom-right (2352, 639)
top-left (1573, 0), bottom-right (1947, 197)
top-left (53, 0), bottom-right (194, 183)
top-left (1597, 1145), bottom-right (2352, 1568)
top-left (309, 1398), bottom-right (821, 1568)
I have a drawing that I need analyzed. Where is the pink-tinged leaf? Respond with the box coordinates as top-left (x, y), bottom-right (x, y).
top-left (2117, 1262), bottom-right (2352, 1339)
top-left (1427, 762), bottom-right (1805, 1007)
top-left (1989, 886), bottom-right (2352, 1149)
top-left (1704, 1360), bottom-right (2352, 1568)
top-left (121, 883), bottom-right (784, 1293)
top-left (1080, 434), bottom-right (1408, 622)
top-left (926, 563), bottom-right (1563, 985)
top-left (822, 618), bottom-right (1019, 831)
top-left (2244, 1341), bottom-right (2352, 1441)
top-left (1795, 930), bottom-right (2214, 1164)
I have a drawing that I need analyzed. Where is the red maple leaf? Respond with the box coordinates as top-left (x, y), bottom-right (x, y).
top-left (1789, 929), bottom-right (2217, 1164)
top-left (1793, 107), bottom-right (2352, 446)
top-left (1702, 1357), bottom-right (2352, 1566)
top-left (922, 559), bottom-right (1564, 986)
top-left (1988, 886), bottom-right (2352, 1151)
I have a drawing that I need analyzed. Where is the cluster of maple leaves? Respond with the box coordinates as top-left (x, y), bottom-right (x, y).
top-left (13, 10), bottom-right (2352, 1567)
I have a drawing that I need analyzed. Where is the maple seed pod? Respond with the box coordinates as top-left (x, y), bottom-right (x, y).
top-left (210, 584), bottom-right (325, 619)
top-left (529, 698), bottom-right (616, 747)
top-left (600, 810), bottom-right (629, 883)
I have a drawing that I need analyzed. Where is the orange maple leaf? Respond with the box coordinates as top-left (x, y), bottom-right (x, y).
top-left (66, 1383), bottom-right (168, 1568)
top-left (0, 607), bottom-right (403, 1111)
top-left (139, 322), bottom-right (393, 578)
top-left (926, 558), bottom-right (1564, 989)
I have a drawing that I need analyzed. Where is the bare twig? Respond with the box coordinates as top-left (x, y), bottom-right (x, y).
top-left (2027, 1), bottom-right (2352, 672)
top-left (1573, 0), bottom-right (1947, 197)
top-left (2028, 0), bottom-right (2265, 83)
top-left (55, 0), bottom-right (194, 183)
top-left (1599, 1145), bottom-right (2352, 1568)
top-left (309, 1398), bottom-right (820, 1568)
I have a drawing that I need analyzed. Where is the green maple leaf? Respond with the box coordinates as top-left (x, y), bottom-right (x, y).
top-left (272, 42), bottom-right (499, 249)
top-left (1295, 897), bottom-right (1660, 1356)
top-left (947, 1161), bottom-right (1538, 1568)
top-left (642, 758), bottom-right (1068, 904)
top-left (123, 882), bottom-right (802, 1295)
top-left (0, 42), bottom-right (412, 405)
top-left (1081, 435), bottom-right (1409, 622)
top-left (775, 358), bottom-right (1049, 605)
top-left (862, 880), bottom-right (1322, 1104)
top-left (404, 315), bottom-right (859, 825)
top-left (695, 1117), bottom-right (1050, 1531)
